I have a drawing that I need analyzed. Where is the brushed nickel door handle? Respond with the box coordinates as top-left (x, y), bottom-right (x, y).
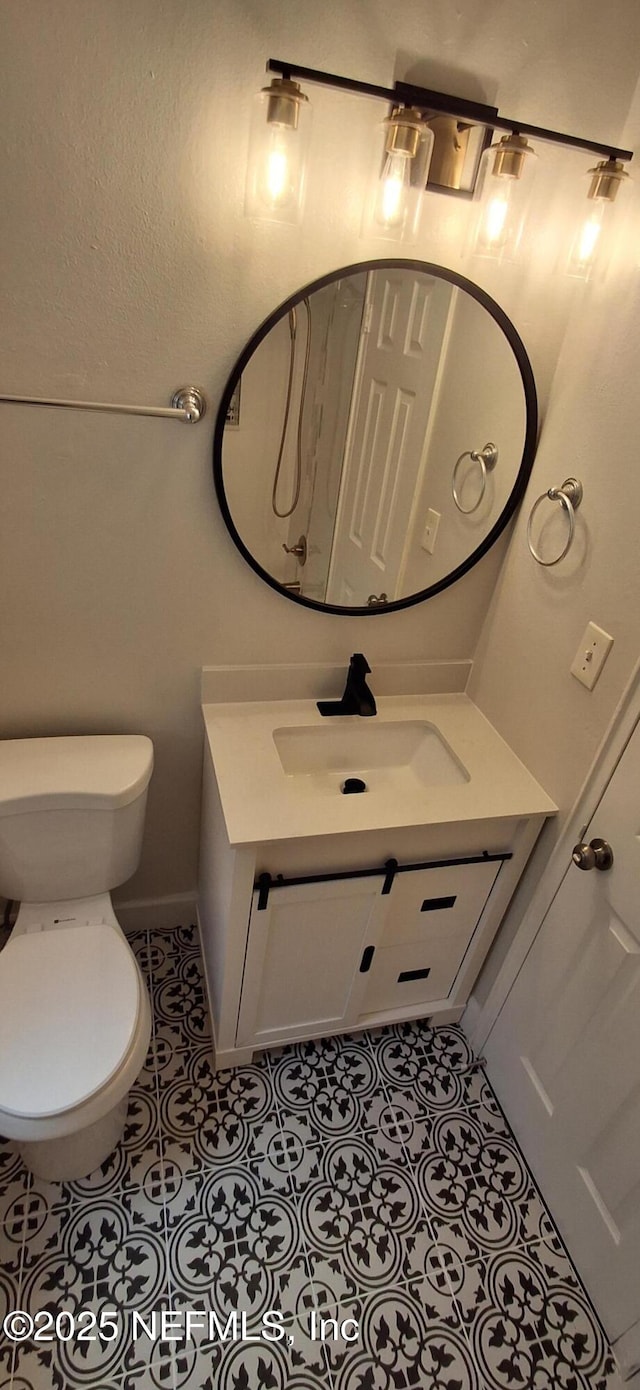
top-left (282, 535), bottom-right (307, 565)
top-left (572, 837), bottom-right (614, 871)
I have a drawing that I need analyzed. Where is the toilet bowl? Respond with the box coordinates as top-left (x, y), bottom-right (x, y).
top-left (0, 735), bottom-right (154, 1181)
top-left (0, 895), bottom-right (151, 1180)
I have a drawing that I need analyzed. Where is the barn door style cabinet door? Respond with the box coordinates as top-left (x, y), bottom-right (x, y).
top-left (236, 855), bottom-right (505, 1051)
top-left (236, 874), bottom-right (387, 1049)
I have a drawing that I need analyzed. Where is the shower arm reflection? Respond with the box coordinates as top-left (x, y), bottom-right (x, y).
top-left (271, 297), bottom-right (312, 519)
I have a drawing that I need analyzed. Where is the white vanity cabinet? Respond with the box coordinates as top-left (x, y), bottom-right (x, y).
top-left (197, 692), bottom-right (556, 1070)
top-left (236, 855), bottom-right (503, 1051)
top-left (198, 762), bottom-right (555, 1067)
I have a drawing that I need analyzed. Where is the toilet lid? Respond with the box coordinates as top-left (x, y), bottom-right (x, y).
top-left (0, 925), bottom-right (140, 1119)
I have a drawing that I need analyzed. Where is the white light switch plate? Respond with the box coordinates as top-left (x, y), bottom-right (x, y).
top-left (421, 508), bottom-right (441, 554)
top-left (570, 622), bottom-right (614, 690)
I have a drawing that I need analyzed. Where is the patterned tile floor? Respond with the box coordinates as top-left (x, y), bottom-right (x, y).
top-left (0, 924), bottom-right (618, 1390)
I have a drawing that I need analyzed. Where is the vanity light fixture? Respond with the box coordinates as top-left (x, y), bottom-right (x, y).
top-left (364, 106), bottom-right (434, 241)
top-left (567, 157), bottom-right (630, 278)
top-left (471, 132), bottom-right (537, 261)
top-left (245, 76), bottom-right (311, 224)
top-left (247, 60), bottom-right (633, 257)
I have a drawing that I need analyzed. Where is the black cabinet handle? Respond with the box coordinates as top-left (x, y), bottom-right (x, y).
top-left (381, 858), bottom-right (398, 895)
top-left (360, 945), bottom-right (375, 973)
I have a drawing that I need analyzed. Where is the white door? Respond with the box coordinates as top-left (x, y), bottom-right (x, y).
top-left (485, 716), bottom-right (640, 1362)
top-left (325, 268), bottom-right (453, 606)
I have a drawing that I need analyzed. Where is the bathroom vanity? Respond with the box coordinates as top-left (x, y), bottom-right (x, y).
top-left (201, 254), bottom-right (551, 1070)
top-left (197, 690), bottom-right (556, 1069)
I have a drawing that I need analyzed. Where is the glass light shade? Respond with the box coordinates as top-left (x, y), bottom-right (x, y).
top-left (362, 109), bottom-right (434, 243)
top-left (245, 80), bottom-right (311, 225)
top-left (567, 202), bottom-right (608, 278)
top-left (471, 134), bottom-right (537, 263)
top-left (566, 160), bottom-right (630, 280)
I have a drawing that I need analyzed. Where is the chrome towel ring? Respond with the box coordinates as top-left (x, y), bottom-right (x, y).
top-left (527, 476), bottom-right (583, 565)
top-left (452, 442), bottom-right (499, 513)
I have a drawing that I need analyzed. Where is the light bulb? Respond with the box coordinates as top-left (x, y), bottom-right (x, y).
top-left (471, 134), bottom-right (537, 263)
top-left (258, 126), bottom-right (297, 210)
top-left (245, 78), bottom-right (311, 225)
top-left (570, 206), bottom-right (603, 274)
top-left (376, 150), bottom-right (412, 229)
top-left (477, 183), bottom-right (512, 252)
top-left (362, 107), bottom-right (433, 244)
top-left (566, 159), bottom-right (630, 280)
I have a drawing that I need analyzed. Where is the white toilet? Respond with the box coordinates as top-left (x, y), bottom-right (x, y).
top-left (0, 734), bottom-right (154, 1182)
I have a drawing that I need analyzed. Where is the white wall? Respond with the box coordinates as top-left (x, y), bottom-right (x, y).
top-left (468, 76), bottom-right (640, 998)
top-left (1, 0), bottom-right (639, 901)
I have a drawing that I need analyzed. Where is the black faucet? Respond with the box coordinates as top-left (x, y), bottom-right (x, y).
top-left (317, 654), bottom-right (377, 717)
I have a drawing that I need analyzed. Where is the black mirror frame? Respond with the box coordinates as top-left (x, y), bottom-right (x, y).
top-left (213, 258), bottom-right (538, 616)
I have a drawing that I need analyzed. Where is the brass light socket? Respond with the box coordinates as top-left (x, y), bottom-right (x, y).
top-left (587, 157), bottom-right (629, 202)
top-left (264, 77), bottom-right (307, 130)
top-left (383, 107), bottom-right (425, 160)
top-left (491, 132), bottom-right (536, 179)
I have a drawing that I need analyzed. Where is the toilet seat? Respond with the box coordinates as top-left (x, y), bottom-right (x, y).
top-left (0, 924), bottom-right (141, 1119)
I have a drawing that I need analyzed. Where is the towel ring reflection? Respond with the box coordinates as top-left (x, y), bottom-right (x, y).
top-left (452, 442), bottom-right (499, 513)
top-left (527, 476), bottom-right (583, 566)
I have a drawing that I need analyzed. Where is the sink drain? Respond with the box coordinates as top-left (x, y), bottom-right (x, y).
top-left (341, 777), bottom-right (367, 794)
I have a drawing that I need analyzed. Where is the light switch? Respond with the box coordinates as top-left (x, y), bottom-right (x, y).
top-left (570, 622), bottom-right (614, 690)
top-left (421, 508), bottom-right (441, 554)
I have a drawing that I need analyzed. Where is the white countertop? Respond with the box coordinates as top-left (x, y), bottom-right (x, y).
top-left (202, 694), bottom-right (557, 846)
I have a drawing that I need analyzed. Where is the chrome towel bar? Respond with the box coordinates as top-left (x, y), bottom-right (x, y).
top-left (0, 385), bottom-right (207, 424)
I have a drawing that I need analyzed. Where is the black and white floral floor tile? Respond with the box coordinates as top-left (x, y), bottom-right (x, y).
top-left (269, 1035), bottom-right (391, 1146)
top-left (369, 1019), bottom-right (500, 1111)
top-left (451, 1241), bottom-right (615, 1390)
top-left (0, 924), bottom-right (619, 1390)
top-left (165, 1159), bottom-right (312, 1330)
top-left (12, 1185), bottom-right (171, 1389)
top-left (288, 1133), bottom-right (430, 1297)
top-left (405, 1105), bottom-right (554, 1266)
top-left (159, 1060), bottom-right (282, 1180)
top-left (320, 1277), bottom-right (481, 1390)
top-left (170, 1309), bottom-right (333, 1390)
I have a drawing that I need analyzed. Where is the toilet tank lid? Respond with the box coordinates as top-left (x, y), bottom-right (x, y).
top-left (0, 735), bottom-right (154, 814)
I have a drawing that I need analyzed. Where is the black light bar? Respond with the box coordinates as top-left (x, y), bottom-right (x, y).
top-left (267, 59), bottom-right (633, 164)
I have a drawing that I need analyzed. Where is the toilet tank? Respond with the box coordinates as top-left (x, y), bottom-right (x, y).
top-left (0, 735), bottom-right (154, 902)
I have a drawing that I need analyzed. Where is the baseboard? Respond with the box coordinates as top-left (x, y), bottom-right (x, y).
top-left (115, 892), bottom-right (197, 934)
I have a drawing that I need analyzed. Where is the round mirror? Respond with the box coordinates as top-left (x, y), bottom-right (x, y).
top-left (213, 259), bottom-right (537, 614)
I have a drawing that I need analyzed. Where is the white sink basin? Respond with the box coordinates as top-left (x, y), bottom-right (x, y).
top-left (201, 694), bottom-right (557, 845)
top-left (273, 720), bottom-right (469, 788)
